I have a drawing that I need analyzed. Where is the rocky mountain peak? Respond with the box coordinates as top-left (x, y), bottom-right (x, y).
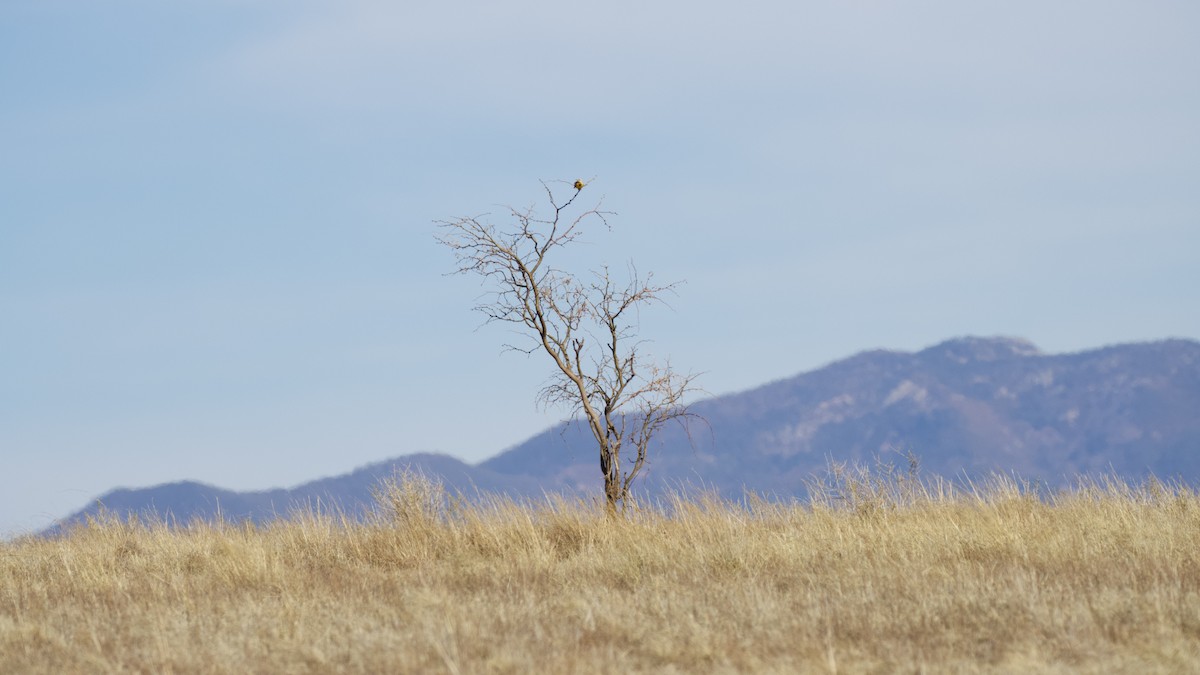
top-left (920, 336), bottom-right (1043, 363)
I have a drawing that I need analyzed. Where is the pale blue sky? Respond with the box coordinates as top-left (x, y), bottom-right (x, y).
top-left (3, 1), bottom-right (1198, 537)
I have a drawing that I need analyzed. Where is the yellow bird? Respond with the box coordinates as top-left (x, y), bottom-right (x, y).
top-left (574, 179), bottom-right (585, 190)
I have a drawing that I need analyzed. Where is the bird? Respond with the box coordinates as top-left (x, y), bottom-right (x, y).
top-left (574, 179), bottom-right (584, 190)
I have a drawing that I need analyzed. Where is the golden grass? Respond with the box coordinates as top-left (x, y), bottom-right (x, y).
top-left (2, 469), bottom-right (1199, 674)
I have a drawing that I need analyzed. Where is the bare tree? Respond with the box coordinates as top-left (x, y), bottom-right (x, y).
top-left (436, 179), bottom-right (700, 514)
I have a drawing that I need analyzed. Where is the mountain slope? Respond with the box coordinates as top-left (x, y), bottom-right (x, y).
top-left (47, 454), bottom-right (554, 535)
top-left (51, 336), bottom-right (1200, 531)
top-left (479, 336), bottom-right (1200, 496)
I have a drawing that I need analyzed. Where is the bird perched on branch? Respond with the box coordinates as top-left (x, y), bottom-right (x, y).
top-left (574, 179), bottom-right (585, 191)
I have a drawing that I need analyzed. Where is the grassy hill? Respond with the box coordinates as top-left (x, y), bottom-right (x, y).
top-left (5, 467), bottom-right (1199, 673)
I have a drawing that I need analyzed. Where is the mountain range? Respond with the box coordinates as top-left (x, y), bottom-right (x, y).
top-left (51, 336), bottom-right (1200, 532)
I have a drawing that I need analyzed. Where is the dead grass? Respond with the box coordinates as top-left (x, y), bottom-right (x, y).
top-left (2, 468), bottom-right (1198, 673)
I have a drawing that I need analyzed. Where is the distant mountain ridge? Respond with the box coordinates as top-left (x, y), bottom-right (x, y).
top-left (50, 336), bottom-right (1200, 532)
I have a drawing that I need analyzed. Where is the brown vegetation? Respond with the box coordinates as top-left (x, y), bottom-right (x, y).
top-left (2, 469), bottom-right (1198, 673)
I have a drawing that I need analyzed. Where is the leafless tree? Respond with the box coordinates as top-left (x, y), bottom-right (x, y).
top-left (436, 179), bottom-right (700, 514)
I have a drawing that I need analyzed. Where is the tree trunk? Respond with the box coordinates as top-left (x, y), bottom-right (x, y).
top-left (603, 471), bottom-right (620, 517)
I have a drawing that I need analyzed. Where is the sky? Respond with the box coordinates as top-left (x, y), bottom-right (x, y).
top-left (2, 1), bottom-right (1198, 538)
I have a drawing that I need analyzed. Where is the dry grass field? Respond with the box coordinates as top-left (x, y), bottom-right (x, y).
top-left (2, 467), bottom-right (1199, 673)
